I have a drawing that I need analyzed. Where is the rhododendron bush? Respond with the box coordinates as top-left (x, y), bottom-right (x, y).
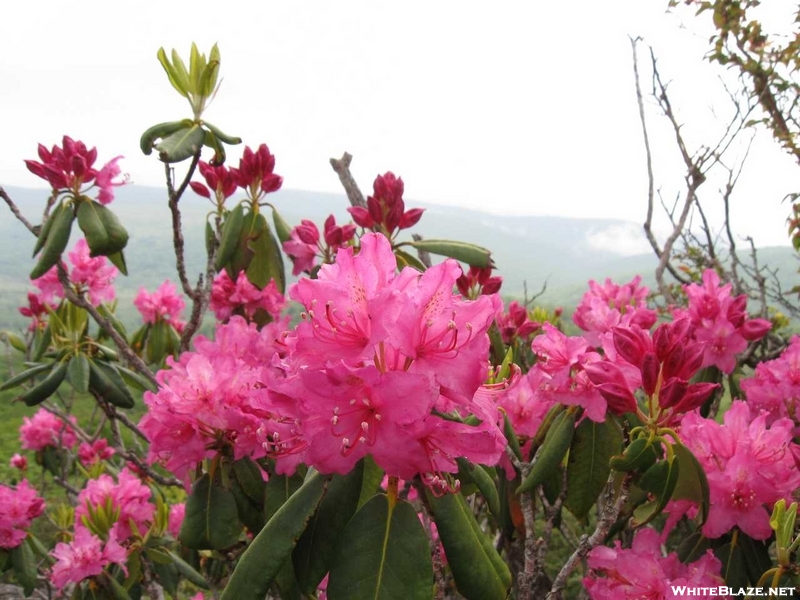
top-left (1, 43), bottom-right (800, 600)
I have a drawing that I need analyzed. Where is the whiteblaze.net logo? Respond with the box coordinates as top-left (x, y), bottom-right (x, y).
top-left (670, 586), bottom-right (797, 597)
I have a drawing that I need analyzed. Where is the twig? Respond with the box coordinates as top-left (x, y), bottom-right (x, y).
top-left (165, 152), bottom-right (202, 300)
top-left (329, 152), bottom-right (367, 208)
top-left (0, 186), bottom-right (38, 235)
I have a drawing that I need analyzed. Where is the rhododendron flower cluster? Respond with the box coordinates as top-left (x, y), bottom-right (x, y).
top-left (347, 172), bottom-right (424, 235)
top-left (456, 265), bottom-right (502, 300)
top-left (496, 300), bottom-right (540, 345)
top-left (0, 480), bottom-right (45, 549)
top-left (9, 454), bottom-right (27, 471)
top-left (24, 135), bottom-right (128, 204)
top-left (190, 144), bottom-right (282, 203)
top-left (33, 238), bottom-right (118, 306)
top-left (20, 409), bottom-right (77, 451)
top-left (190, 160), bottom-right (238, 203)
top-left (671, 401), bottom-right (800, 540)
top-left (210, 271), bottom-right (285, 322)
top-left (134, 280), bottom-right (186, 327)
top-left (18, 291), bottom-right (55, 331)
top-left (78, 439), bottom-right (115, 465)
top-left (741, 336), bottom-right (800, 434)
top-left (496, 367), bottom-right (554, 438)
top-left (139, 316), bottom-right (293, 481)
top-left (282, 215), bottom-right (357, 276)
top-left (583, 527), bottom-right (725, 599)
top-left (675, 269), bottom-right (771, 373)
top-left (285, 233), bottom-right (504, 491)
top-left (75, 468), bottom-right (155, 540)
top-left (50, 527), bottom-right (128, 589)
top-left (168, 503), bottom-right (185, 539)
top-left (573, 276), bottom-right (657, 346)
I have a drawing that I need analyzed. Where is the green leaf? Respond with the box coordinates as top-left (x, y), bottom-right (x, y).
top-left (0, 362), bottom-right (53, 391)
top-left (405, 239), bottom-right (493, 268)
top-left (457, 458), bottom-right (501, 520)
top-left (76, 200), bottom-right (129, 256)
top-left (502, 410), bottom-right (522, 462)
top-left (166, 549), bottom-right (210, 589)
top-left (215, 204), bottom-right (245, 271)
top-left (88, 360), bottom-right (135, 409)
top-left (358, 456), bottom-right (384, 509)
top-left (232, 457), bottom-right (267, 504)
top-left (96, 304), bottom-right (128, 340)
top-left (140, 120), bottom-right (192, 155)
top-left (105, 250), bottom-right (128, 276)
top-left (394, 249), bottom-right (427, 272)
top-left (203, 130), bottom-right (226, 166)
top-left (198, 58), bottom-right (220, 98)
top-left (156, 124), bottom-right (205, 163)
top-left (245, 213), bottom-right (286, 292)
top-left (518, 409), bottom-right (576, 494)
top-left (231, 478), bottom-right (266, 534)
top-left (715, 540), bottom-right (748, 589)
top-left (671, 443), bottom-right (710, 526)
top-left (32, 208), bottom-right (56, 257)
top-left (327, 496), bottom-right (433, 600)
top-left (151, 561), bottom-right (179, 597)
top-left (294, 463), bottom-right (364, 594)
top-left (609, 437), bottom-right (659, 472)
top-left (157, 48), bottom-right (189, 97)
top-left (181, 473), bottom-right (243, 550)
top-left (203, 120), bottom-right (242, 146)
top-left (147, 320), bottom-right (168, 364)
top-left (30, 200), bottom-right (74, 279)
top-left (565, 418), bottom-right (623, 519)
top-left (264, 473), bottom-right (305, 523)
top-left (271, 207), bottom-right (292, 244)
top-left (632, 456), bottom-right (681, 526)
top-left (17, 360), bottom-right (67, 406)
top-left (220, 472), bottom-right (328, 600)
top-left (67, 353), bottom-right (90, 394)
top-left (738, 533), bottom-right (772, 586)
top-left (1, 331), bottom-right (27, 354)
top-left (10, 539), bottom-right (38, 597)
top-left (32, 326), bottom-right (51, 362)
top-left (427, 490), bottom-right (511, 600)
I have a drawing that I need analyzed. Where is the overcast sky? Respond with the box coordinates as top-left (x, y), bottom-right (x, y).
top-left (3, 1), bottom-right (797, 252)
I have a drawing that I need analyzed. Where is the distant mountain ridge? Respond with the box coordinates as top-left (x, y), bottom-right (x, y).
top-left (1, 185), bottom-right (796, 331)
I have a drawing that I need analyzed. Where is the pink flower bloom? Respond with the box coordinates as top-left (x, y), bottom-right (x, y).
top-left (78, 439), bottom-right (115, 465)
top-left (20, 409), bottom-right (77, 451)
top-left (9, 454), bottom-right (27, 471)
top-left (168, 503), bottom-right (185, 538)
top-left (497, 368), bottom-right (556, 438)
top-left (283, 215), bottom-right (357, 276)
top-left (190, 160), bottom-right (237, 202)
top-left (347, 172), bottom-right (425, 234)
top-left (50, 527), bottom-right (127, 589)
top-left (741, 336), bottom-right (800, 434)
top-left (496, 301), bottom-right (540, 345)
top-left (210, 271), bottom-right (285, 322)
top-left (34, 239), bottom-right (118, 306)
top-left (583, 527), bottom-right (725, 599)
top-left (456, 266), bottom-right (502, 299)
top-left (75, 468), bottom-right (155, 540)
top-left (232, 144), bottom-right (282, 200)
top-left (18, 291), bottom-right (55, 331)
top-left (676, 402), bottom-right (800, 540)
top-left (134, 280), bottom-right (186, 326)
top-left (95, 155), bottom-right (127, 205)
top-left (0, 480), bottom-right (45, 549)
top-left (573, 276), bottom-right (657, 346)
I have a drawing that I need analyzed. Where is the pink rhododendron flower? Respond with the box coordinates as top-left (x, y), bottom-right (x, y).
top-left (233, 144), bottom-right (282, 199)
top-left (25, 136), bottom-right (128, 204)
top-left (0, 480), bottom-right (45, 549)
top-left (75, 468), bottom-right (155, 540)
top-left (50, 527), bottom-right (127, 589)
top-left (20, 409), bottom-right (77, 451)
top-left (134, 280), bottom-right (186, 326)
top-left (33, 239), bottom-right (118, 306)
top-left (168, 503), bottom-right (185, 538)
top-left (676, 269), bottom-right (771, 373)
top-left (347, 172), bottom-right (424, 234)
top-left (210, 271), bottom-right (285, 322)
top-left (18, 291), bottom-right (55, 330)
top-left (190, 160), bottom-right (238, 202)
top-left (496, 301), bottom-right (540, 345)
top-left (456, 265), bottom-right (502, 299)
top-left (283, 215), bottom-right (356, 276)
top-left (78, 439), bottom-right (115, 465)
top-left (583, 527), bottom-right (725, 599)
top-left (496, 367), bottom-right (556, 438)
top-left (9, 454), bottom-right (27, 471)
top-left (673, 401), bottom-right (800, 540)
top-left (573, 276), bottom-right (657, 346)
top-left (741, 336), bottom-right (800, 434)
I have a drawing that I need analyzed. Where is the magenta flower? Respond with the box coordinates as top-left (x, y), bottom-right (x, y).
top-left (24, 136), bottom-right (127, 203)
top-left (75, 468), bottom-right (155, 540)
top-left (496, 301), bottom-right (540, 345)
top-left (675, 402), bottom-right (800, 539)
top-left (456, 265), bottom-right (503, 299)
top-left (583, 527), bottom-right (724, 599)
top-left (741, 336), bottom-right (800, 434)
top-left (232, 144), bottom-right (283, 201)
top-left (209, 271), bottom-right (285, 322)
top-left (18, 291), bottom-right (55, 331)
top-left (9, 454), bottom-right (27, 471)
top-left (78, 439), bottom-right (115, 465)
top-left (50, 527), bottom-right (127, 589)
top-left (134, 280), bottom-right (186, 326)
top-left (283, 215), bottom-right (357, 276)
top-left (19, 409), bottom-right (77, 451)
top-left (0, 480), bottom-right (45, 549)
top-left (168, 503), bottom-right (185, 538)
top-left (33, 238), bottom-right (118, 306)
top-left (347, 172), bottom-right (425, 236)
top-left (190, 160), bottom-right (238, 203)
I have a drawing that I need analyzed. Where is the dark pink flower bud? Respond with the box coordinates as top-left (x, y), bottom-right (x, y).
top-left (347, 206), bottom-right (374, 228)
top-left (676, 342), bottom-right (705, 380)
top-left (672, 382), bottom-right (719, 413)
top-left (612, 326), bottom-right (648, 367)
top-left (658, 378), bottom-right (688, 409)
top-left (662, 344), bottom-right (685, 381)
top-left (727, 295), bottom-right (748, 327)
top-left (260, 173), bottom-right (282, 194)
top-left (482, 276), bottom-right (503, 295)
top-left (653, 322), bottom-right (674, 363)
top-left (367, 196), bottom-right (383, 225)
top-left (24, 160), bottom-right (45, 178)
top-left (641, 352), bottom-right (659, 396)
top-left (595, 382), bottom-right (638, 415)
top-left (295, 220), bottom-right (320, 245)
top-left (583, 360), bottom-right (629, 389)
top-left (399, 208), bottom-right (425, 230)
top-left (189, 181), bottom-right (211, 198)
top-left (741, 318), bottom-right (771, 341)
top-left (37, 143), bottom-right (52, 163)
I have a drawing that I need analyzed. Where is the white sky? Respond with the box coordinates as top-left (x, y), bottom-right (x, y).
top-left (3, 1), bottom-right (798, 251)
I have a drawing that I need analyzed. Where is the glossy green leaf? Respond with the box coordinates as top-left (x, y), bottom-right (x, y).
top-left (405, 239), bottom-right (493, 268)
top-left (0, 362), bottom-right (52, 391)
top-left (76, 200), bottom-right (129, 257)
top-left (202, 121), bottom-right (242, 146)
top-left (738, 532), bottom-right (772, 586)
top-left (147, 320), bottom-right (168, 364)
top-left (632, 456), bottom-right (681, 526)
top-left (220, 472), bottom-right (327, 600)
top-left (427, 490), bottom-right (511, 600)
top-left (203, 130), bottom-right (226, 166)
top-left (231, 478), bottom-right (266, 535)
top-left (715, 540), bottom-right (748, 589)
top-left (264, 473), bottom-right (306, 524)
top-left (245, 213), bottom-right (285, 292)
top-left (67, 353), bottom-right (90, 394)
top-left (96, 303), bottom-right (128, 340)
top-left (156, 124), bottom-right (205, 163)
top-left (157, 48), bottom-right (189, 97)
top-left (232, 457), bottom-right (266, 504)
top-left (294, 463), bottom-right (364, 594)
top-left (502, 410), bottom-right (522, 462)
top-left (565, 418), bottom-right (622, 519)
top-left (394, 249), bottom-right (427, 272)
top-left (88, 360), bottom-right (135, 408)
top-left (17, 360), bottom-right (67, 406)
top-left (105, 250), bottom-right (128, 276)
top-left (181, 473), bottom-right (243, 550)
top-left (457, 458), bottom-right (501, 520)
top-left (30, 200), bottom-right (74, 279)
top-left (10, 539), bottom-right (37, 597)
top-left (271, 207), bottom-right (292, 244)
top-left (166, 549), bottom-right (210, 589)
top-left (151, 561), bottom-right (179, 597)
top-left (609, 437), bottom-right (659, 472)
top-left (32, 326), bottom-right (51, 362)
top-left (671, 443), bottom-right (710, 525)
top-left (518, 409), bottom-right (576, 494)
top-left (1, 331), bottom-right (27, 354)
top-left (140, 120), bottom-right (191, 155)
top-left (327, 495), bottom-right (432, 600)
top-left (358, 455), bottom-right (384, 509)
top-left (215, 204), bottom-right (245, 271)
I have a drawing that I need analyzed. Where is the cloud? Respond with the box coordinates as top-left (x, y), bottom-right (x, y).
top-left (585, 223), bottom-right (652, 256)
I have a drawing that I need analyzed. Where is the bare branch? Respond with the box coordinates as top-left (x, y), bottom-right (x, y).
top-left (329, 152), bottom-right (367, 208)
top-left (0, 186), bottom-right (37, 235)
